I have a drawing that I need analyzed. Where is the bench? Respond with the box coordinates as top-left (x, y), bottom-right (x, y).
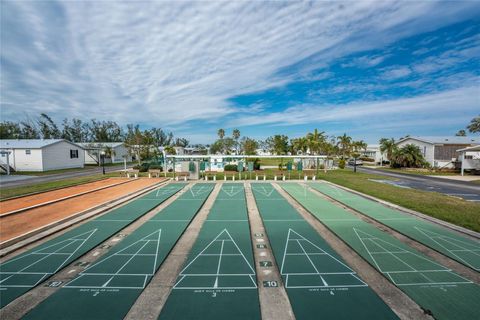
top-left (120, 169), bottom-right (139, 178)
top-left (148, 169), bottom-right (161, 178)
top-left (174, 172), bottom-right (189, 181)
top-left (255, 171), bottom-right (267, 181)
top-left (204, 171), bottom-right (217, 181)
top-left (223, 171), bottom-right (237, 181)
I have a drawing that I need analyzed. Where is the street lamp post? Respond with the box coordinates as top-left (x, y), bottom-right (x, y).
top-left (100, 151), bottom-right (106, 175)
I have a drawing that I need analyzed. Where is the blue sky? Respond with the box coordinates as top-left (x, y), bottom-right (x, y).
top-left (1, 1), bottom-right (479, 144)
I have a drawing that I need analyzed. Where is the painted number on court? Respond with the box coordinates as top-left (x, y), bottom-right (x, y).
top-left (263, 281), bottom-right (278, 288)
top-left (260, 261), bottom-right (272, 267)
top-left (254, 233), bottom-right (264, 237)
top-left (256, 244), bottom-right (267, 249)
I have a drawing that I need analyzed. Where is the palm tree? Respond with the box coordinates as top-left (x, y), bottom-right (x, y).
top-left (306, 129), bottom-right (326, 155)
top-left (336, 133), bottom-right (352, 159)
top-left (379, 138), bottom-right (397, 164)
top-left (352, 140), bottom-right (367, 153)
top-left (232, 129), bottom-right (241, 154)
top-left (217, 128), bottom-right (225, 140)
top-left (393, 144), bottom-right (426, 168)
top-left (291, 137), bottom-right (308, 155)
top-left (467, 115), bottom-right (480, 133)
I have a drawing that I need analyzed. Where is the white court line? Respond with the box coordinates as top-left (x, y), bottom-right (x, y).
top-left (65, 229), bottom-right (162, 289)
top-left (221, 186), bottom-right (244, 198)
top-left (353, 228), bottom-right (473, 286)
top-left (251, 186), bottom-right (275, 198)
top-left (0, 229), bottom-right (97, 287)
top-left (414, 226), bottom-right (480, 271)
top-left (280, 229), bottom-right (366, 288)
top-left (175, 229), bottom-right (257, 289)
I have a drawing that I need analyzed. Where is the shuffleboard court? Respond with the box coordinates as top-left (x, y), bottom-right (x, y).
top-left (0, 183), bottom-right (185, 308)
top-left (282, 183), bottom-right (480, 320)
top-left (251, 183), bottom-right (398, 319)
top-left (309, 182), bottom-right (480, 271)
top-left (159, 183), bottom-right (261, 320)
top-left (22, 183), bottom-right (213, 320)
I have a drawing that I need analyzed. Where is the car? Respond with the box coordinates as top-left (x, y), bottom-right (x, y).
top-left (348, 159), bottom-right (363, 166)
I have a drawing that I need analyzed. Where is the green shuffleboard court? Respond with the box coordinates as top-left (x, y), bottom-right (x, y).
top-left (159, 183), bottom-right (261, 320)
top-left (0, 183), bottom-right (185, 309)
top-left (23, 183), bottom-right (213, 320)
top-left (282, 183), bottom-right (480, 320)
top-left (251, 183), bottom-right (398, 320)
top-left (309, 182), bottom-right (480, 271)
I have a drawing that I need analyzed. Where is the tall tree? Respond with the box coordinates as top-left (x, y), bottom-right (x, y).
top-left (265, 135), bottom-right (289, 155)
top-left (379, 138), bottom-right (397, 162)
top-left (217, 128), bottom-right (225, 140)
top-left (455, 130), bottom-right (466, 136)
top-left (467, 115), bottom-right (480, 133)
top-left (0, 121), bottom-right (22, 139)
top-left (290, 137), bottom-right (308, 155)
top-left (232, 128), bottom-right (241, 154)
top-left (240, 137), bottom-right (258, 155)
top-left (37, 113), bottom-right (61, 139)
top-left (306, 129), bottom-right (326, 155)
top-left (20, 120), bottom-right (40, 139)
top-left (175, 138), bottom-right (189, 148)
top-left (124, 124), bottom-right (144, 164)
top-left (336, 133), bottom-right (352, 159)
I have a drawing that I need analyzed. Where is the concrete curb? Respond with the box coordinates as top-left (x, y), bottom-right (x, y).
top-left (0, 179), bottom-right (135, 217)
top-left (0, 179), bottom-right (168, 256)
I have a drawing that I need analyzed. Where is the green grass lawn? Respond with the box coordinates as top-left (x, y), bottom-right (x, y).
top-left (11, 167), bottom-right (94, 176)
top-left (11, 163), bottom-right (129, 176)
top-left (315, 169), bottom-right (480, 232)
top-left (375, 167), bottom-right (460, 176)
top-left (0, 173), bottom-right (118, 200)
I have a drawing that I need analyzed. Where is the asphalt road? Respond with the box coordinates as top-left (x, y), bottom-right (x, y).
top-left (0, 165), bottom-right (134, 188)
top-left (355, 166), bottom-right (480, 202)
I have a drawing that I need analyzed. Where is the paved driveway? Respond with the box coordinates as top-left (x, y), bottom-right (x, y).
top-left (356, 167), bottom-right (480, 202)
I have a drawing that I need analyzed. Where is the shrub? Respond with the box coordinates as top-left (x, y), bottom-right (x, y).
top-left (149, 164), bottom-right (163, 170)
top-left (132, 164), bottom-right (149, 172)
top-left (338, 159), bottom-right (346, 169)
top-left (253, 158), bottom-right (261, 170)
top-left (224, 164), bottom-right (238, 172)
top-left (359, 156), bottom-right (374, 162)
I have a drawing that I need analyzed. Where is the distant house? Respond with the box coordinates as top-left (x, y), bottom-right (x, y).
top-left (457, 145), bottom-right (480, 175)
top-left (395, 136), bottom-right (479, 169)
top-left (0, 139), bottom-right (84, 172)
top-left (78, 142), bottom-right (132, 165)
top-left (361, 144), bottom-right (387, 164)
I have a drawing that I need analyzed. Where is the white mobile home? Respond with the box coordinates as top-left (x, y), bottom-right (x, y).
top-left (0, 139), bottom-right (85, 172)
top-left (395, 136), bottom-right (479, 169)
top-left (457, 145), bottom-right (480, 175)
top-left (79, 142), bottom-right (132, 165)
top-left (361, 144), bottom-right (387, 164)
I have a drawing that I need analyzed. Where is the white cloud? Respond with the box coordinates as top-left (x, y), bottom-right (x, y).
top-left (228, 85), bottom-right (480, 127)
top-left (381, 66), bottom-right (412, 80)
top-left (1, 0), bottom-right (479, 132)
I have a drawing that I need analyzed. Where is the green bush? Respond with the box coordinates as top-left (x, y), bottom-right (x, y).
top-left (338, 159), bottom-right (346, 169)
top-left (253, 158), bottom-right (261, 170)
top-left (134, 163), bottom-right (150, 172)
top-left (224, 164), bottom-right (238, 172)
top-left (359, 156), bottom-right (374, 162)
top-left (149, 164), bottom-right (163, 170)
